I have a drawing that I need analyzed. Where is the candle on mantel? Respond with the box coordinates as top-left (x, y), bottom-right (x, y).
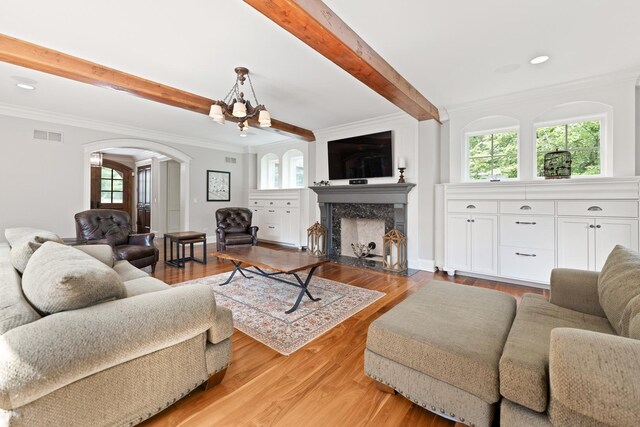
top-left (398, 157), bottom-right (406, 169)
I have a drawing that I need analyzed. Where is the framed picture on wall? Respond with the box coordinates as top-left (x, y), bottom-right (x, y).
top-left (207, 170), bottom-right (230, 202)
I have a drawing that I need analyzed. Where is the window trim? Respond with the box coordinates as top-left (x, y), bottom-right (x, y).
top-left (532, 114), bottom-right (605, 180)
top-left (464, 126), bottom-right (520, 182)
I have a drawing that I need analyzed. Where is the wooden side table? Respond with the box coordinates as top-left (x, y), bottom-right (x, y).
top-left (164, 231), bottom-right (207, 268)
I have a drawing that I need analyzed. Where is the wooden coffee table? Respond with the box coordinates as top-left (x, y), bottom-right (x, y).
top-left (215, 246), bottom-right (329, 314)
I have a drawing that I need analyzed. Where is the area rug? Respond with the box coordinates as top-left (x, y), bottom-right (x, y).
top-left (177, 271), bottom-right (385, 355)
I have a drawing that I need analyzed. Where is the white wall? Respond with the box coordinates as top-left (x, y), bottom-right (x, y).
top-left (444, 73), bottom-right (638, 183)
top-left (0, 114), bottom-right (247, 240)
top-left (310, 113), bottom-right (440, 270)
top-left (636, 85), bottom-right (640, 174)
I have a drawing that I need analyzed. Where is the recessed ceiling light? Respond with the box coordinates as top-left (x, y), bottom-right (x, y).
top-left (530, 55), bottom-right (550, 65)
top-left (16, 83), bottom-right (36, 90)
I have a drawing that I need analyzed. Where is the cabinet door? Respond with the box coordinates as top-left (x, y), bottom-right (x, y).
top-left (252, 208), bottom-right (264, 236)
top-left (446, 214), bottom-right (471, 271)
top-left (471, 215), bottom-right (498, 275)
top-left (285, 208), bottom-right (300, 246)
top-left (595, 219), bottom-right (639, 270)
top-left (557, 217), bottom-right (595, 271)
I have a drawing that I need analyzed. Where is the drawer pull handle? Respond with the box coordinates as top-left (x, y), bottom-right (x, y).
top-left (515, 252), bottom-right (537, 257)
top-left (519, 205), bottom-right (532, 210)
top-left (515, 221), bottom-right (536, 225)
top-left (268, 210), bottom-right (275, 212)
top-left (287, 202), bottom-right (291, 205)
top-left (268, 226), bottom-right (275, 229)
top-left (587, 206), bottom-right (602, 211)
top-left (466, 219), bottom-right (475, 223)
top-left (286, 211), bottom-right (290, 213)
top-left (466, 204), bottom-right (476, 209)
top-left (270, 202), bottom-right (274, 205)
top-left (596, 224), bottom-right (602, 229)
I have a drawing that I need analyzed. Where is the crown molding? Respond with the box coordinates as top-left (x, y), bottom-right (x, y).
top-left (445, 69), bottom-right (640, 114)
top-left (313, 112), bottom-right (417, 139)
top-left (0, 102), bottom-right (248, 154)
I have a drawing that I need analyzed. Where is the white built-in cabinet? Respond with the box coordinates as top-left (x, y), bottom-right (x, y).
top-left (248, 189), bottom-right (308, 248)
top-left (436, 179), bottom-right (640, 287)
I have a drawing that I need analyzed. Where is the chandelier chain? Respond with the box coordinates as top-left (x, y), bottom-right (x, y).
top-left (247, 74), bottom-right (260, 105)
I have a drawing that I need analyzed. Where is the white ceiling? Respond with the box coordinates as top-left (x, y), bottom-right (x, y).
top-left (1, 0), bottom-right (639, 147)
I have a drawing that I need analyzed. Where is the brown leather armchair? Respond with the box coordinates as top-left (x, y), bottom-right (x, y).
top-left (74, 209), bottom-right (159, 272)
top-left (215, 208), bottom-right (258, 251)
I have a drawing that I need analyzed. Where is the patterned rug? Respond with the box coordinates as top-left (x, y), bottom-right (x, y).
top-left (177, 270), bottom-right (385, 355)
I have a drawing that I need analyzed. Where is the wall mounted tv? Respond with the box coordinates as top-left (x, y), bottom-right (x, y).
top-left (327, 130), bottom-right (393, 180)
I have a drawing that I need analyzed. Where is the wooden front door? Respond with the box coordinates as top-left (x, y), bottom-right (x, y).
top-left (137, 165), bottom-right (152, 233)
top-left (91, 160), bottom-right (132, 214)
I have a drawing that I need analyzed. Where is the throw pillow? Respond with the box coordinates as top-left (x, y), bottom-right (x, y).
top-left (5, 228), bottom-right (64, 274)
top-left (22, 241), bottom-right (126, 315)
top-left (598, 245), bottom-right (640, 334)
top-left (75, 244), bottom-right (115, 267)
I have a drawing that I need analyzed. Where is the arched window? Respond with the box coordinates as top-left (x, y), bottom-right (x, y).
top-left (90, 159), bottom-right (132, 211)
top-left (282, 149), bottom-right (304, 188)
top-left (260, 153), bottom-right (280, 189)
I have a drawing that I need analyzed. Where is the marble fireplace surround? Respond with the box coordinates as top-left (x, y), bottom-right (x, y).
top-left (309, 183), bottom-right (416, 257)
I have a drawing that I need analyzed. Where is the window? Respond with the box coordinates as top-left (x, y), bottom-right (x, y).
top-left (467, 130), bottom-right (518, 181)
top-left (260, 153), bottom-right (280, 189)
top-left (101, 167), bottom-right (124, 203)
top-left (536, 119), bottom-right (602, 177)
top-left (282, 149), bottom-right (304, 188)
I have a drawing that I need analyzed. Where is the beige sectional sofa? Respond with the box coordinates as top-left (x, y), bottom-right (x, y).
top-left (366, 245), bottom-right (640, 427)
top-left (0, 228), bottom-right (233, 427)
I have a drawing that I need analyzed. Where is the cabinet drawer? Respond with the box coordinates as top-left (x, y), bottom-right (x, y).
top-left (275, 199), bottom-right (299, 208)
top-left (500, 200), bottom-right (554, 216)
top-left (448, 200), bottom-right (497, 214)
top-left (263, 223), bottom-right (279, 238)
top-left (499, 247), bottom-right (554, 283)
top-left (500, 216), bottom-right (554, 249)
top-left (263, 208), bottom-right (279, 222)
top-left (249, 199), bottom-right (268, 207)
top-left (557, 200), bottom-right (638, 218)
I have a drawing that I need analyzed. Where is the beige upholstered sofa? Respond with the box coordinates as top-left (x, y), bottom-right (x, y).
top-left (0, 228), bottom-right (233, 427)
top-left (366, 245), bottom-right (640, 427)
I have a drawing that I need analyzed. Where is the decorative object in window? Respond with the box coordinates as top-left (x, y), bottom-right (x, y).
top-left (543, 149), bottom-right (572, 179)
top-left (382, 227), bottom-right (407, 272)
top-left (307, 222), bottom-right (327, 257)
top-left (207, 170), bottom-right (230, 202)
top-left (467, 130), bottom-right (518, 181)
top-left (536, 119), bottom-right (601, 177)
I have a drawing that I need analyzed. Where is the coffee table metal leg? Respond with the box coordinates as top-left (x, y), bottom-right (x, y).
top-left (286, 266), bottom-right (321, 314)
top-left (219, 261), bottom-right (243, 285)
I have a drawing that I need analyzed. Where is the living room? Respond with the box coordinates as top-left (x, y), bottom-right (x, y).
top-left (1, 1), bottom-right (639, 426)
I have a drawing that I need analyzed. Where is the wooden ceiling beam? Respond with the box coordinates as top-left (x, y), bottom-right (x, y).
top-left (0, 34), bottom-right (315, 142)
top-left (244, 0), bottom-right (441, 123)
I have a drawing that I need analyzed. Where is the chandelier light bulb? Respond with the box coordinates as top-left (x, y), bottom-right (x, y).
top-left (258, 110), bottom-right (272, 128)
top-left (232, 102), bottom-right (247, 118)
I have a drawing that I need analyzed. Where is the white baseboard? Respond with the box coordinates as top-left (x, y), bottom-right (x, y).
top-left (408, 258), bottom-right (435, 272)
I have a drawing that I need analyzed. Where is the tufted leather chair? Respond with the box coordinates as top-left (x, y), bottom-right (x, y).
top-left (215, 208), bottom-right (258, 251)
top-left (74, 209), bottom-right (159, 272)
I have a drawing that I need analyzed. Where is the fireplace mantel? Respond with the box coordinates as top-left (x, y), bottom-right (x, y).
top-left (310, 183), bottom-right (416, 259)
top-left (309, 183), bottom-right (416, 204)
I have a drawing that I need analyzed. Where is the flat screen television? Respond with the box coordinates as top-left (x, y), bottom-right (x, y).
top-left (327, 130), bottom-right (393, 180)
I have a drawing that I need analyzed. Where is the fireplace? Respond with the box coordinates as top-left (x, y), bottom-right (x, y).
top-left (309, 183), bottom-right (416, 274)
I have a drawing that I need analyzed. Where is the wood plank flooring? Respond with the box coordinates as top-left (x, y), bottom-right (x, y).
top-left (142, 242), bottom-right (547, 427)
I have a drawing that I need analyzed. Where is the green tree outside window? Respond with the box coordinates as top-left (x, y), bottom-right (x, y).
top-left (536, 120), bottom-right (601, 177)
top-left (467, 130), bottom-right (518, 181)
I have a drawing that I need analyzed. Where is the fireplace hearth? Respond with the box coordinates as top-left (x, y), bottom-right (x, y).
top-left (309, 183), bottom-right (417, 275)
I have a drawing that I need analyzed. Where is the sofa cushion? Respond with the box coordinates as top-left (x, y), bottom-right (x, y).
top-left (124, 277), bottom-right (170, 297)
top-left (74, 244), bottom-right (115, 268)
top-left (366, 280), bottom-right (516, 404)
top-left (0, 243), bottom-right (41, 334)
top-left (598, 245), bottom-right (640, 334)
top-left (21, 242), bottom-right (126, 314)
top-left (113, 260), bottom-right (148, 282)
top-left (5, 227), bottom-right (63, 273)
top-left (499, 294), bottom-right (615, 413)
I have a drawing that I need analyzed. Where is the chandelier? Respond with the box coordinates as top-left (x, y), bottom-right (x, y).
top-left (209, 67), bottom-right (271, 132)
top-left (89, 152), bottom-right (103, 168)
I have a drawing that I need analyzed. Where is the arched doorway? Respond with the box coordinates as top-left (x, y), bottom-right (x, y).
top-left (83, 139), bottom-right (192, 232)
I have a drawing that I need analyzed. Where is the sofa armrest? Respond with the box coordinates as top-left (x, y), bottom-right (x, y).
top-left (549, 328), bottom-right (640, 426)
top-left (248, 226), bottom-right (258, 241)
top-left (0, 285), bottom-right (217, 409)
top-left (549, 268), bottom-right (606, 317)
top-left (128, 233), bottom-right (154, 246)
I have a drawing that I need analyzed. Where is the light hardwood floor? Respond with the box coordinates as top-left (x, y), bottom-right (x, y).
top-left (142, 242), bottom-right (547, 427)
